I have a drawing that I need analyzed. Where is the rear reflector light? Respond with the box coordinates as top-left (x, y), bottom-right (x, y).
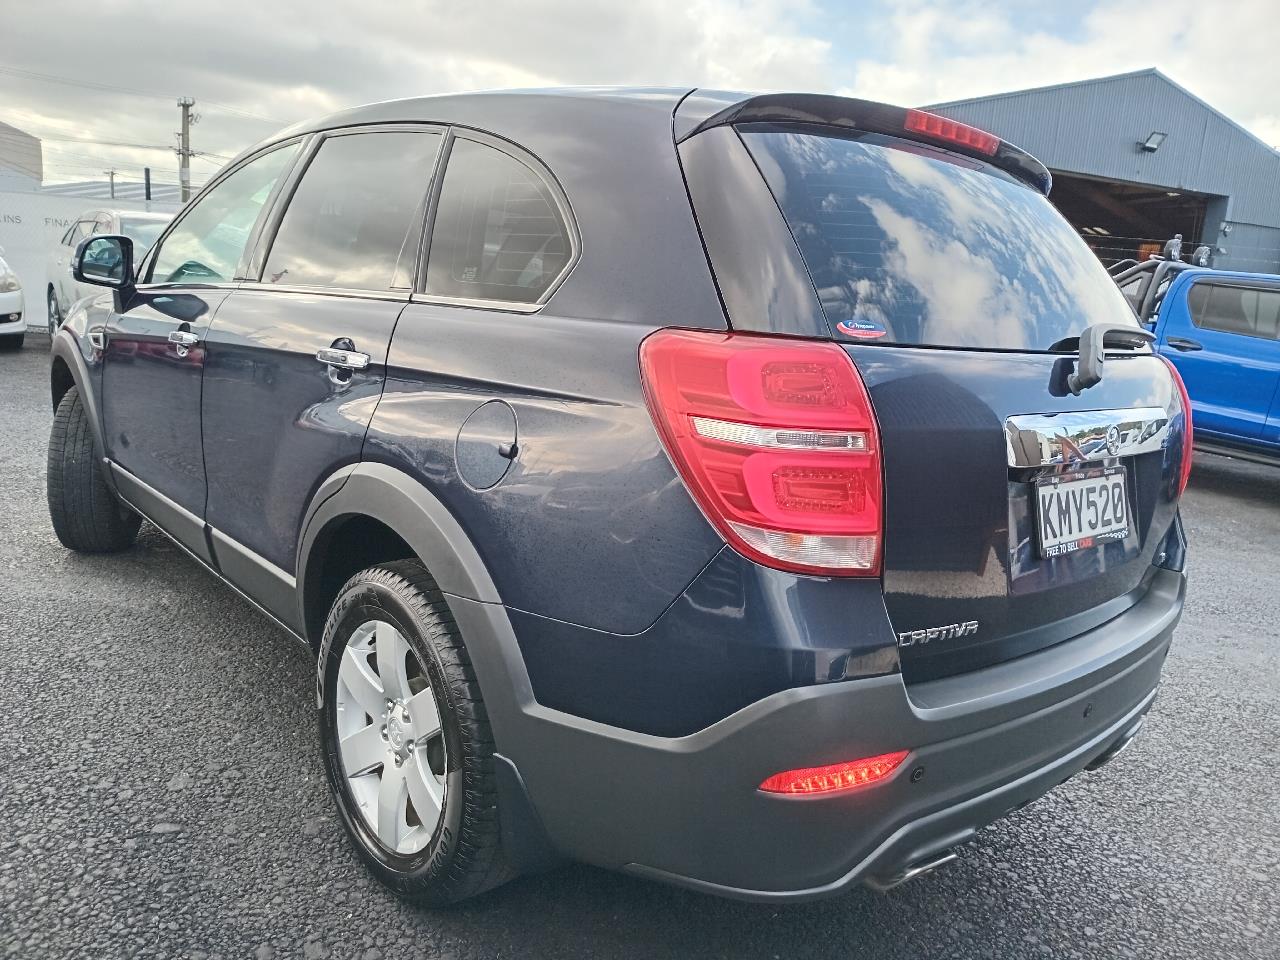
top-left (639, 330), bottom-right (883, 577)
top-left (760, 751), bottom-right (909, 795)
top-left (904, 108), bottom-right (1000, 156)
top-left (1160, 356), bottom-right (1194, 497)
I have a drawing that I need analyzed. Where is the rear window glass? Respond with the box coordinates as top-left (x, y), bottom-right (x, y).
top-left (740, 127), bottom-right (1138, 349)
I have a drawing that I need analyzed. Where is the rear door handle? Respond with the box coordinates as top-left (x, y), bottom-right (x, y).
top-left (315, 347), bottom-right (370, 370)
top-left (1166, 337), bottom-right (1202, 352)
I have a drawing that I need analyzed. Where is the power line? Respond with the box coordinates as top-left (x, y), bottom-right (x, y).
top-left (0, 65), bottom-right (285, 125)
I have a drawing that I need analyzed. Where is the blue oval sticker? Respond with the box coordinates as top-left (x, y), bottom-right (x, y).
top-left (836, 318), bottom-right (888, 340)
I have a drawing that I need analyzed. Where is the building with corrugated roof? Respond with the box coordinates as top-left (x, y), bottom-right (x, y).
top-left (928, 69), bottom-right (1280, 273)
top-left (0, 119), bottom-right (42, 190)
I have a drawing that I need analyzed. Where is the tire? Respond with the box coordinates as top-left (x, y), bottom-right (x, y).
top-left (0, 333), bottom-right (22, 350)
top-left (46, 387), bottom-right (141, 552)
top-left (319, 560), bottom-right (513, 905)
top-left (47, 286), bottom-right (61, 335)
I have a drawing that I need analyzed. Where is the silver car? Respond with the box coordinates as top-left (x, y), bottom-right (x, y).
top-left (46, 209), bottom-right (171, 332)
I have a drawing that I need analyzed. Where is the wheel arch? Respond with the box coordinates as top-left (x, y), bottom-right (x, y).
top-left (297, 463), bottom-right (504, 650)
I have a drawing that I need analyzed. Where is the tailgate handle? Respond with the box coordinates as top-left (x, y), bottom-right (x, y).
top-left (1167, 337), bottom-right (1203, 352)
top-left (1068, 323), bottom-right (1156, 395)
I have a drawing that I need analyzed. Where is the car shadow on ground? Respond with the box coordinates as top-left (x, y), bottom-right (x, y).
top-left (1187, 450), bottom-right (1280, 508)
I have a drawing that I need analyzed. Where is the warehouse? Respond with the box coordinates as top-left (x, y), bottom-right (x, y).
top-left (929, 69), bottom-right (1280, 273)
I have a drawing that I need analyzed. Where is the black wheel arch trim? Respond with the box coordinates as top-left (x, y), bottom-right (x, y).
top-left (49, 329), bottom-right (116, 496)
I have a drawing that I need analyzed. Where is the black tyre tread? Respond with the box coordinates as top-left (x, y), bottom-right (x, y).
top-left (323, 559), bottom-right (515, 903)
top-left (0, 333), bottom-right (22, 349)
top-left (46, 387), bottom-right (140, 553)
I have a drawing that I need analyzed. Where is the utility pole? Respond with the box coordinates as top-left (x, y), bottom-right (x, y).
top-left (176, 96), bottom-right (196, 202)
top-left (103, 169), bottom-right (116, 199)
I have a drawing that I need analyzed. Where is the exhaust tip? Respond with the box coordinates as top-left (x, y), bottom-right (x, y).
top-left (1086, 717), bottom-right (1145, 772)
top-left (865, 849), bottom-right (959, 892)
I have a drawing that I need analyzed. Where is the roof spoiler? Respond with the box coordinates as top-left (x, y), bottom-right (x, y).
top-left (676, 93), bottom-right (1052, 196)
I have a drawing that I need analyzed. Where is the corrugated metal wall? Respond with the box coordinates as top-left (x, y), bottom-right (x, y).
top-left (929, 71), bottom-right (1280, 273)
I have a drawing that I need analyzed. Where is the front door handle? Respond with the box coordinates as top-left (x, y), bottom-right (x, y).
top-left (1166, 337), bottom-right (1203, 352)
top-left (315, 347), bottom-right (370, 370)
top-left (168, 329), bottom-right (200, 358)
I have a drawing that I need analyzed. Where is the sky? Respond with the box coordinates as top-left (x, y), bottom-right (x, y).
top-left (3, 0), bottom-right (1278, 189)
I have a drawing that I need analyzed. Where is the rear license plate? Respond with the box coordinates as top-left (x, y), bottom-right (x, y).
top-left (1035, 467), bottom-right (1129, 558)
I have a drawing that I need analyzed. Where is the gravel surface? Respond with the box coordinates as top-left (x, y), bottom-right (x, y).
top-left (2, 336), bottom-right (1277, 959)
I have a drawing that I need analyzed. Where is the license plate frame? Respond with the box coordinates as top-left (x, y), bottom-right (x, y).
top-left (1034, 466), bottom-right (1130, 559)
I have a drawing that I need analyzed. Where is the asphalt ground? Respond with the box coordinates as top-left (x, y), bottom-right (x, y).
top-left (1, 334), bottom-right (1277, 959)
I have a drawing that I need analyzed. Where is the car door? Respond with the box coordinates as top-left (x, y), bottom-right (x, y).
top-left (100, 142), bottom-right (303, 563)
top-left (1158, 277), bottom-right (1280, 442)
top-left (54, 219), bottom-right (95, 309)
top-left (198, 126), bottom-right (443, 620)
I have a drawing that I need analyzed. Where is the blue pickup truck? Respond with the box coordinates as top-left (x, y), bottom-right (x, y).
top-left (1112, 257), bottom-right (1280, 464)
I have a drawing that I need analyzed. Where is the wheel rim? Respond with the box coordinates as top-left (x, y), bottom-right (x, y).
top-left (47, 291), bottom-right (58, 334)
top-left (335, 620), bottom-right (447, 856)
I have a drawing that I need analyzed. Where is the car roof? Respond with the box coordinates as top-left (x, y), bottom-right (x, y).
top-left (1174, 267), bottom-right (1280, 284)
top-left (263, 86), bottom-right (695, 148)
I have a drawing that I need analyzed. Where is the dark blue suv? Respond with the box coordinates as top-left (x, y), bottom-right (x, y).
top-left (46, 89), bottom-right (1190, 904)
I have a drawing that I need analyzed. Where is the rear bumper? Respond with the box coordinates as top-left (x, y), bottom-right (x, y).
top-left (457, 567), bottom-right (1184, 901)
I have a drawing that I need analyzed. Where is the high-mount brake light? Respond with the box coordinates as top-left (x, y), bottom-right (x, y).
top-left (904, 109), bottom-right (1000, 157)
top-left (1160, 356), bottom-right (1194, 497)
top-left (759, 751), bottom-right (909, 795)
top-left (639, 329), bottom-right (883, 577)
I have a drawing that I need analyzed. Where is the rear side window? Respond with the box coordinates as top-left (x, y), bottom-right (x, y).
top-left (424, 138), bottom-right (571, 305)
top-left (1188, 282), bottom-right (1280, 340)
top-left (263, 130), bottom-right (442, 290)
top-left (1117, 274), bottom-right (1146, 312)
top-left (740, 127), bottom-right (1138, 350)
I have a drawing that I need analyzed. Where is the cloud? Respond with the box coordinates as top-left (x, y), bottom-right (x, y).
top-left (2, 0), bottom-right (1277, 190)
top-left (2, 0), bottom-right (839, 186)
top-left (843, 0), bottom-right (1280, 146)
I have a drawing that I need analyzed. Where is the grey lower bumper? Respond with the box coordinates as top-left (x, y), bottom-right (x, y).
top-left (456, 567), bottom-right (1184, 901)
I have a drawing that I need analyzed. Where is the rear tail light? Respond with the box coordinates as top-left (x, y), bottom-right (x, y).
top-left (760, 750), bottom-right (909, 795)
top-left (904, 108), bottom-right (1000, 156)
top-left (1160, 356), bottom-right (1194, 497)
top-left (639, 329), bottom-right (882, 576)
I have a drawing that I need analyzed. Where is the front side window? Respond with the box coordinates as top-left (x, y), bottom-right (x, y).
top-left (149, 143), bottom-right (299, 285)
top-left (262, 130), bottom-right (442, 290)
top-left (424, 138), bottom-right (571, 305)
top-left (1189, 283), bottom-right (1280, 339)
top-left (120, 218), bottom-right (168, 252)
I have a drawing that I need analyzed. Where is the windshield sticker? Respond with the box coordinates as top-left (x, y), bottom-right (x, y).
top-left (837, 318), bottom-right (888, 339)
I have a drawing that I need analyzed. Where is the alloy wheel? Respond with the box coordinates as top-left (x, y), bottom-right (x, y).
top-left (334, 620), bottom-right (447, 856)
top-left (47, 290), bottom-right (60, 335)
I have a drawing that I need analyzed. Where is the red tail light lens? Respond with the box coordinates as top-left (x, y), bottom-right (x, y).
top-left (1160, 356), bottom-right (1194, 497)
top-left (639, 329), bottom-right (882, 576)
top-left (760, 750), bottom-right (909, 795)
top-left (904, 108), bottom-right (1000, 156)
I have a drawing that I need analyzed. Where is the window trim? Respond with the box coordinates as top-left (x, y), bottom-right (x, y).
top-left (135, 136), bottom-right (311, 290)
top-left (411, 126), bottom-right (580, 314)
top-left (244, 122), bottom-right (448, 296)
top-left (1186, 278), bottom-right (1280, 342)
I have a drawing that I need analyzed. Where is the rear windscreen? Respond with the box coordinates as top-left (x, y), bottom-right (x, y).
top-left (740, 126), bottom-right (1139, 350)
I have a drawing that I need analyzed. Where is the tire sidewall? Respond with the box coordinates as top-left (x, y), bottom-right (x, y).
top-left (319, 576), bottom-right (466, 891)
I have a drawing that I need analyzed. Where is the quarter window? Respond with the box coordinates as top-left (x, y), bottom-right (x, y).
top-left (262, 130), bottom-right (443, 290)
top-left (1189, 283), bottom-right (1280, 340)
top-left (149, 143), bottom-right (299, 285)
top-left (424, 138), bottom-right (571, 305)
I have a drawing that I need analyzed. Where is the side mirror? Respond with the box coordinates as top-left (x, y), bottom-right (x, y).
top-left (73, 234), bottom-right (135, 289)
